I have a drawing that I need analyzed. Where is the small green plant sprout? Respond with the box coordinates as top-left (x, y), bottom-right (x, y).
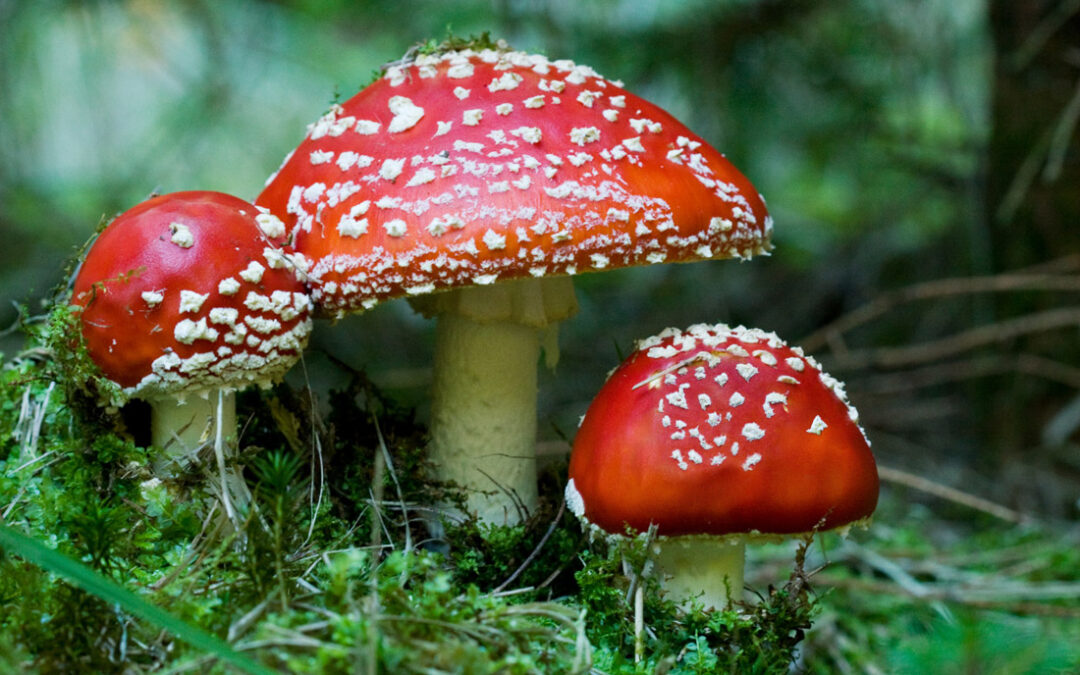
top-left (66, 191), bottom-right (312, 520)
top-left (256, 40), bottom-right (772, 525)
top-left (567, 323), bottom-right (878, 609)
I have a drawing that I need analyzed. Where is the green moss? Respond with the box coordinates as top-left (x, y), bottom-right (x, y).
top-left (367, 31), bottom-right (511, 87)
top-left (413, 30), bottom-right (503, 57)
top-left (42, 301), bottom-right (125, 415)
top-left (0, 315), bottom-right (821, 672)
top-left (445, 497), bottom-right (584, 593)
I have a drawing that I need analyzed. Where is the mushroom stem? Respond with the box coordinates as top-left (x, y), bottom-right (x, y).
top-left (417, 277), bottom-right (578, 524)
top-left (650, 535), bottom-right (746, 610)
top-left (428, 313), bottom-right (541, 524)
top-left (150, 391), bottom-right (236, 470)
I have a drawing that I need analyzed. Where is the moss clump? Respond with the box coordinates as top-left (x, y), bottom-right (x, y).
top-left (574, 531), bottom-right (816, 673)
top-left (248, 549), bottom-right (589, 674)
top-left (413, 30), bottom-right (504, 57)
top-left (0, 333), bottom-right (204, 672)
top-left (374, 30), bottom-right (510, 84)
top-left (41, 301), bottom-right (125, 425)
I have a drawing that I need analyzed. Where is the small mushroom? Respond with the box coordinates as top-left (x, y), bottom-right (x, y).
top-left (71, 191), bottom-right (312, 475)
top-left (566, 323), bottom-right (878, 609)
top-left (257, 45), bottom-right (773, 524)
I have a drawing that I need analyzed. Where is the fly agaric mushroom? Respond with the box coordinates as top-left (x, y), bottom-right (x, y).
top-left (257, 43), bottom-right (772, 524)
top-left (566, 323), bottom-right (878, 610)
top-left (71, 190), bottom-right (312, 467)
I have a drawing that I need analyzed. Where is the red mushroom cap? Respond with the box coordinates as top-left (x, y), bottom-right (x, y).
top-left (257, 47), bottom-right (772, 316)
top-left (71, 191), bottom-right (312, 401)
top-left (567, 323), bottom-right (878, 537)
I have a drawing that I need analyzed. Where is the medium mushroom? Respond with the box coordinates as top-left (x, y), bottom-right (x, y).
top-left (566, 323), bottom-right (878, 610)
top-left (71, 190), bottom-right (312, 473)
top-left (256, 43), bottom-right (772, 524)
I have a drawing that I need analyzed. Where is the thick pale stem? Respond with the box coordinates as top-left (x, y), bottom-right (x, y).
top-left (651, 536), bottom-right (746, 610)
top-left (429, 313), bottom-right (541, 524)
top-left (417, 278), bottom-right (578, 525)
top-left (150, 391), bottom-right (236, 469)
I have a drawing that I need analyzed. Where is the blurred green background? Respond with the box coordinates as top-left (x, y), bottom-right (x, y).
top-left (2, 0), bottom-right (1078, 554)
top-left (3, 0), bottom-right (1080, 670)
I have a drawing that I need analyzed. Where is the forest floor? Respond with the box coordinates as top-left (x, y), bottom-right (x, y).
top-left (0, 316), bottom-right (1078, 674)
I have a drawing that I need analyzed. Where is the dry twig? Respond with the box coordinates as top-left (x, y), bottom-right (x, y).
top-left (822, 306), bottom-right (1080, 373)
top-left (852, 353), bottom-right (1080, 393)
top-left (878, 464), bottom-right (1028, 524)
top-left (493, 499), bottom-right (566, 594)
top-left (802, 271), bottom-right (1080, 355)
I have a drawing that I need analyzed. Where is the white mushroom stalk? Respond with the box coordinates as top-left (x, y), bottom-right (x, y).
top-left (649, 535), bottom-right (746, 610)
top-left (418, 277), bottom-right (577, 522)
top-left (149, 391), bottom-right (235, 464)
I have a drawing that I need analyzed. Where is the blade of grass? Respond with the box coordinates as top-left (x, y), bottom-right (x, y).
top-left (0, 522), bottom-right (277, 675)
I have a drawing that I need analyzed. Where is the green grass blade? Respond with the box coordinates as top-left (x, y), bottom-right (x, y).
top-left (0, 522), bottom-right (277, 675)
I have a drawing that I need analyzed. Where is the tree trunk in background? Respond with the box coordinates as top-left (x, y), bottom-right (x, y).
top-left (986, 1), bottom-right (1080, 507)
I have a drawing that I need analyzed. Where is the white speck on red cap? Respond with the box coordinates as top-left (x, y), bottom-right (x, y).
top-left (72, 192), bottom-right (314, 404)
top-left (169, 222), bottom-right (194, 248)
top-left (387, 96), bottom-right (425, 133)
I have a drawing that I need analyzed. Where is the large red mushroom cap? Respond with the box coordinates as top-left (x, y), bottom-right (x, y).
top-left (72, 190), bottom-right (313, 402)
top-left (567, 323), bottom-right (878, 538)
top-left (257, 46), bottom-right (772, 316)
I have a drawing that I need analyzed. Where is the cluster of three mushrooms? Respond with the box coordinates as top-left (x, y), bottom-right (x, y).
top-left (70, 47), bottom-right (878, 610)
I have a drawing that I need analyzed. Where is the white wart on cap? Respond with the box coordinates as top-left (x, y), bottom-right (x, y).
top-left (257, 47), bottom-right (773, 315)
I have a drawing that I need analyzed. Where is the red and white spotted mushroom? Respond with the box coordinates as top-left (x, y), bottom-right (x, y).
top-left (257, 43), bottom-right (773, 524)
top-left (566, 323), bottom-right (878, 609)
top-left (71, 191), bottom-right (312, 465)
